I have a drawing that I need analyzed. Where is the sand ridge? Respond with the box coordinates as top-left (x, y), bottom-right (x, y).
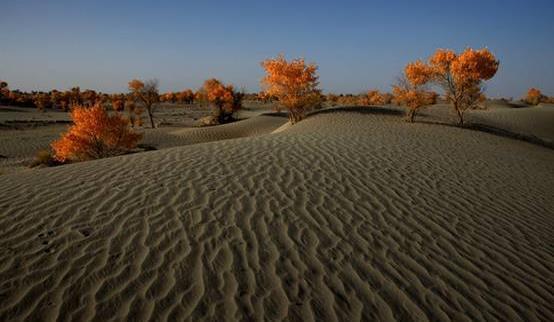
top-left (0, 112), bottom-right (286, 173)
top-left (0, 109), bottom-right (553, 321)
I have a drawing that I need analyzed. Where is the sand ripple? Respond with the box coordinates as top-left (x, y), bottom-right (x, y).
top-left (1, 110), bottom-right (553, 321)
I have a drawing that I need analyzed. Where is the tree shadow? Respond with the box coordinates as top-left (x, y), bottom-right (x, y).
top-left (308, 106), bottom-right (404, 118)
top-left (416, 120), bottom-right (553, 150)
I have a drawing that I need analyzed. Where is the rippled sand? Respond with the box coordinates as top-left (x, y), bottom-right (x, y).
top-left (0, 108), bottom-right (553, 321)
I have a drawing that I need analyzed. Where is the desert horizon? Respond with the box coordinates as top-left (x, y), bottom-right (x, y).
top-left (1, 1), bottom-right (553, 321)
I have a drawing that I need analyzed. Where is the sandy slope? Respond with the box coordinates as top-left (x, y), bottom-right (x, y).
top-left (141, 114), bottom-right (287, 149)
top-left (1, 108), bottom-right (553, 321)
top-left (469, 105), bottom-right (554, 143)
top-left (395, 103), bottom-right (554, 144)
top-left (0, 113), bottom-right (285, 174)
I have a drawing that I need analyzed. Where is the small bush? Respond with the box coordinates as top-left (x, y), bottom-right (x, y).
top-left (359, 90), bottom-right (389, 106)
top-left (524, 88), bottom-right (544, 105)
top-left (51, 104), bottom-right (142, 162)
top-left (197, 79), bottom-right (244, 124)
top-left (393, 86), bottom-right (437, 122)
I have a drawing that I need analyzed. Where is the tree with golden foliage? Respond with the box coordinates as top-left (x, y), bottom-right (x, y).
top-left (160, 92), bottom-right (176, 103)
top-left (125, 100), bottom-right (144, 127)
top-left (393, 75), bottom-right (438, 123)
top-left (261, 54), bottom-right (321, 123)
top-left (176, 89), bottom-right (195, 104)
top-left (524, 88), bottom-right (544, 105)
top-left (128, 79), bottom-right (159, 128)
top-left (81, 90), bottom-right (98, 106)
top-left (197, 79), bottom-right (243, 123)
top-left (110, 94), bottom-right (126, 111)
top-left (326, 93), bottom-right (339, 106)
top-left (33, 93), bottom-right (52, 112)
top-left (0, 81), bottom-right (9, 104)
top-left (404, 48), bottom-right (499, 125)
top-left (69, 87), bottom-right (82, 106)
top-left (360, 90), bottom-right (389, 106)
top-left (51, 104), bottom-right (141, 162)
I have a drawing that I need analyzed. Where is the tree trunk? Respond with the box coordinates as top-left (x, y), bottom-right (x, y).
top-left (146, 105), bottom-right (155, 128)
top-left (289, 109), bottom-right (297, 124)
top-left (409, 109), bottom-right (416, 123)
top-left (457, 109), bottom-right (464, 126)
top-left (454, 102), bottom-right (464, 126)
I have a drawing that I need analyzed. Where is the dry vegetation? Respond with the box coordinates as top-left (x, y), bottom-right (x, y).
top-left (523, 87), bottom-right (554, 105)
top-left (51, 104), bottom-right (142, 162)
top-left (1, 44), bottom-right (554, 322)
top-left (402, 48), bottom-right (499, 125)
top-left (196, 78), bottom-right (244, 124)
top-left (128, 79), bottom-right (160, 128)
top-left (261, 54), bottom-right (322, 123)
top-left (392, 76), bottom-right (438, 123)
top-left (1, 47), bottom-right (551, 167)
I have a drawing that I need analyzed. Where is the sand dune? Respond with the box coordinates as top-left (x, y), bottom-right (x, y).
top-left (0, 112), bottom-right (285, 174)
top-left (141, 113), bottom-right (287, 149)
top-left (1, 108), bottom-right (552, 321)
top-left (469, 105), bottom-right (554, 144)
top-left (0, 125), bottom-right (69, 172)
top-left (391, 103), bottom-right (554, 146)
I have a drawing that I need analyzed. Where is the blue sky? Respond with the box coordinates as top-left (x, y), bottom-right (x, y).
top-left (1, 0), bottom-right (553, 97)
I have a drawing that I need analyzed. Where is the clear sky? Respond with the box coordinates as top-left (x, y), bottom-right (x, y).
top-left (1, 0), bottom-right (553, 97)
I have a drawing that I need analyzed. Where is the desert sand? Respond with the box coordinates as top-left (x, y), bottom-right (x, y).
top-left (0, 104), bottom-right (280, 174)
top-left (0, 105), bottom-right (553, 321)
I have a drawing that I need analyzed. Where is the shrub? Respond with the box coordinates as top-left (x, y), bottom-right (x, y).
top-left (326, 93), bottom-right (339, 105)
top-left (544, 96), bottom-right (554, 104)
top-left (393, 76), bottom-right (437, 122)
top-left (110, 94), bottom-right (126, 111)
top-left (382, 93), bottom-right (393, 104)
top-left (198, 79), bottom-right (243, 124)
top-left (0, 81), bottom-right (8, 104)
top-left (524, 88), bottom-right (544, 105)
top-left (360, 90), bottom-right (387, 106)
top-left (125, 100), bottom-right (144, 127)
top-left (404, 48), bottom-right (499, 125)
top-left (160, 92), bottom-right (176, 103)
top-left (261, 54), bottom-right (321, 123)
top-left (176, 89), bottom-right (195, 104)
top-left (257, 91), bottom-right (276, 103)
top-left (33, 93), bottom-right (52, 112)
top-left (81, 90), bottom-right (98, 106)
top-left (128, 79), bottom-right (159, 128)
top-left (51, 104), bottom-right (142, 162)
top-left (336, 94), bottom-right (362, 106)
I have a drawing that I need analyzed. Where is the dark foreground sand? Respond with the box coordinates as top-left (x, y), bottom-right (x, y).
top-left (0, 107), bottom-right (553, 321)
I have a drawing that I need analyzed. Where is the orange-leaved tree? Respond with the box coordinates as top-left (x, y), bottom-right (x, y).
top-left (160, 92), bottom-right (176, 103)
top-left (261, 54), bottom-right (321, 123)
top-left (110, 93), bottom-right (126, 111)
top-left (51, 104), bottom-right (142, 162)
top-left (360, 90), bottom-right (390, 106)
top-left (33, 93), bottom-right (52, 112)
top-left (257, 91), bottom-right (277, 104)
top-left (176, 89), bottom-right (195, 104)
top-left (524, 88), bottom-right (544, 105)
top-left (198, 78), bottom-right (243, 123)
top-left (404, 48), bottom-right (499, 125)
top-left (128, 79), bottom-right (159, 128)
top-left (392, 75), bottom-right (438, 123)
top-left (0, 81), bottom-right (8, 104)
